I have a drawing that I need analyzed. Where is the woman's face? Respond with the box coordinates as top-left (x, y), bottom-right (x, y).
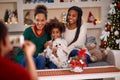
top-left (51, 28), bottom-right (61, 40)
top-left (34, 13), bottom-right (47, 30)
top-left (67, 10), bottom-right (78, 25)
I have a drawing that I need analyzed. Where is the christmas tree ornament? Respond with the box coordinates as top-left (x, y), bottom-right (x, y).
top-left (100, 41), bottom-right (106, 47)
top-left (111, 27), bottom-right (114, 31)
top-left (106, 47), bottom-right (111, 50)
top-left (114, 30), bottom-right (119, 36)
top-left (107, 21), bottom-right (111, 25)
top-left (106, 25), bottom-right (111, 31)
top-left (116, 39), bottom-right (120, 49)
top-left (100, 30), bottom-right (110, 41)
top-left (117, 3), bottom-right (120, 8)
top-left (108, 3), bottom-right (116, 14)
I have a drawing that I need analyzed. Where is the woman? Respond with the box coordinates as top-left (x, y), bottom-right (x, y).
top-left (15, 5), bottom-right (50, 69)
top-left (63, 6), bottom-right (87, 58)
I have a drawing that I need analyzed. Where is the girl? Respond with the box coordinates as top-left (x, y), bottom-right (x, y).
top-left (45, 18), bottom-right (68, 68)
top-left (15, 5), bottom-right (50, 69)
top-left (63, 6), bottom-right (87, 60)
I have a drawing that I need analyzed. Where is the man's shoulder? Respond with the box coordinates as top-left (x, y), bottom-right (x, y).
top-left (0, 57), bottom-right (31, 80)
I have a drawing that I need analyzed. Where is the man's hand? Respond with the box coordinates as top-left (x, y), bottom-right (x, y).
top-left (21, 40), bottom-right (36, 57)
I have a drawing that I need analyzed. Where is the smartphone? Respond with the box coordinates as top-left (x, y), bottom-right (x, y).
top-left (10, 35), bottom-right (24, 47)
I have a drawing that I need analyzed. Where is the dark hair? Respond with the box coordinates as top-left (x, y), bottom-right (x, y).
top-left (0, 21), bottom-right (8, 52)
top-left (34, 5), bottom-right (47, 19)
top-left (46, 18), bottom-right (65, 34)
top-left (66, 6), bottom-right (83, 46)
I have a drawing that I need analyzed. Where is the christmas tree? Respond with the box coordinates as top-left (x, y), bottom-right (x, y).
top-left (100, 0), bottom-right (120, 50)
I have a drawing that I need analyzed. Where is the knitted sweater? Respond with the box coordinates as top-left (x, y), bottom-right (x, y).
top-left (63, 23), bottom-right (87, 54)
top-left (15, 26), bottom-right (50, 63)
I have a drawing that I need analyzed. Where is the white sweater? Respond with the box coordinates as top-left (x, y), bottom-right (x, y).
top-left (63, 23), bottom-right (87, 54)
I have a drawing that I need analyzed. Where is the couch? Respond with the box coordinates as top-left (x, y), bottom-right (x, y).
top-left (88, 50), bottom-right (115, 67)
top-left (7, 46), bottom-right (115, 68)
top-left (85, 36), bottom-right (115, 67)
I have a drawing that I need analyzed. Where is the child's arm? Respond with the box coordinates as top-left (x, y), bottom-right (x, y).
top-left (44, 41), bottom-right (53, 49)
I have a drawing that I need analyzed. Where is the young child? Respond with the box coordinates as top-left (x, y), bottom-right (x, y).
top-left (44, 18), bottom-right (68, 68)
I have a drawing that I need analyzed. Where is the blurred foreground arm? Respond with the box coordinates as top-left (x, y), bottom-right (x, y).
top-left (21, 40), bottom-right (37, 80)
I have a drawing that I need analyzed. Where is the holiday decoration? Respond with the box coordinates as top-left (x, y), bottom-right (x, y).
top-left (4, 9), bottom-right (9, 22)
top-left (116, 39), bottom-right (120, 49)
top-left (114, 30), bottom-right (119, 36)
top-left (100, 30), bottom-right (110, 41)
top-left (87, 11), bottom-right (97, 25)
top-left (100, 41), bottom-right (106, 47)
top-left (106, 25), bottom-right (111, 31)
top-left (24, 11), bottom-right (33, 25)
top-left (4, 9), bottom-right (18, 24)
top-left (68, 49), bottom-right (86, 72)
top-left (100, 0), bottom-right (120, 50)
top-left (117, 3), bottom-right (120, 8)
top-left (61, 11), bottom-right (67, 23)
top-left (108, 3), bottom-right (116, 14)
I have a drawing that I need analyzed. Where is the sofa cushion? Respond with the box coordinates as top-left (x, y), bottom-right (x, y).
top-left (88, 61), bottom-right (111, 67)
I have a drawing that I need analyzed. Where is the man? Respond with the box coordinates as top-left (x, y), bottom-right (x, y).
top-left (0, 21), bottom-right (37, 80)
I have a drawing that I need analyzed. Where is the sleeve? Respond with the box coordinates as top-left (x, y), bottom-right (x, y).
top-left (67, 24), bottom-right (87, 54)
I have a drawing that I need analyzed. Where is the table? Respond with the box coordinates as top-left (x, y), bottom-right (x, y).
top-left (37, 66), bottom-right (120, 80)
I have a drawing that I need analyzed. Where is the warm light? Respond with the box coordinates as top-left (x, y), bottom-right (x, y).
top-left (96, 19), bottom-right (101, 23)
top-left (14, 21), bottom-right (18, 24)
top-left (9, 22), bottom-right (12, 24)
top-left (24, 24), bottom-right (28, 26)
top-left (5, 22), bottom-right (8, 24)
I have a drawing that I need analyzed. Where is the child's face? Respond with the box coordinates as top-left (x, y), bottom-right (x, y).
top-left (67, 10), bottom-right (78, 25)
top-left (51, 28), bottom-right (61, 40)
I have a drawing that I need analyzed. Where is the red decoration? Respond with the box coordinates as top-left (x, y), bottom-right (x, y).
top-left (106, 25), bottom-right (111, 31)
top-left (87, 11), bottom-right (97, 25)
top-left (69, 49), bottom-right (87, 69)
top-left (101, 41), bottom-right (106, 47)
top-left (117, 3), bottom-right (120, 8)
